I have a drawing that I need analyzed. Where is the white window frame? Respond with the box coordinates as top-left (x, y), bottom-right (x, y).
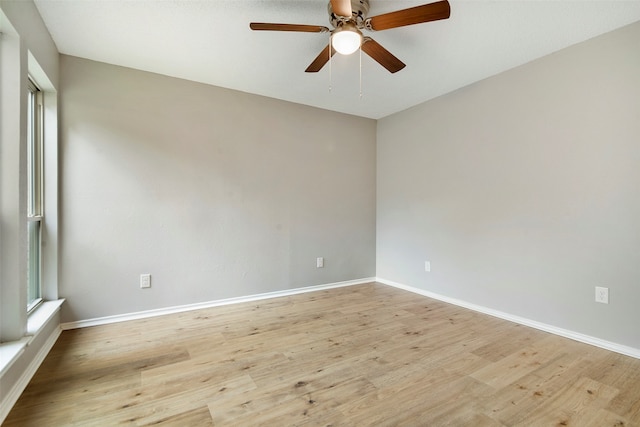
top-left (27, 77), bottom-right (44, 313)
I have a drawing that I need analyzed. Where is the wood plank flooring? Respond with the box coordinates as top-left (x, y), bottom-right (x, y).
top-left (5, 282), bottom-right (640, 426)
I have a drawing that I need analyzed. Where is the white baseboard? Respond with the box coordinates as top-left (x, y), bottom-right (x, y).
top-left (58, 276), bottom-right (640, 360)
top-left (376, 277), bottom-right (640, 360)
top-left (0, 326), bottom-right (62, 424)
top-left (61, 277), bottom-right (376, 330)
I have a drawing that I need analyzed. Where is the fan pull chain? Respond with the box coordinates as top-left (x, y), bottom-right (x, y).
top-left (329, 41), bottom-right (332, 93)
top-left (359, 46), bottom-right (363, 99)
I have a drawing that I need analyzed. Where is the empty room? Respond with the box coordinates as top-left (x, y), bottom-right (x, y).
top-left (1, 0), bottom-right (640, 425)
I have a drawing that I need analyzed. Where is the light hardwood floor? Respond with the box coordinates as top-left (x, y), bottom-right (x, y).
top-left (5, 283), bottom-right (640, 426)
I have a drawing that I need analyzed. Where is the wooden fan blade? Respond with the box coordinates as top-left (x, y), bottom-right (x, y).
top-left (330, 0), bottom-right (352, 18)
top-left (305, 44), bottom-right (337, 73)
top-left (367, 0), bottom-right (450, 31)
top-left (250, 23), bottom-right (329, 33)
top-left (361, 37), bottom-right (406, 73)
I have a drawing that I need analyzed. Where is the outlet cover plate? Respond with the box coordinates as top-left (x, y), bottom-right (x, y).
top-left (140, 274), bottom-right (151, 289)
top-left (595, 286), bottom-right (609, 304)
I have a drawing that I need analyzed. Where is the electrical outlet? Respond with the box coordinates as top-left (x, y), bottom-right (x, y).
top-left (140, 273), bottom-right (151, 289)
top-left (595, 286), bottom-right (609, 304)
top-left (425, 261), bottom-right (431, 272)
top-left (316, 257), bottom-right (324, 268)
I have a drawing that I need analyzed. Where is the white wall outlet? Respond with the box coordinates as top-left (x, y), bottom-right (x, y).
top-left (425, 261), bottom-right (431, 272)
top-left (140, 273), bottom-right (151, 289)
top-left (316, 257), bottom-right (324, 268)
top-left (595, 286), bottom-right (609, 304)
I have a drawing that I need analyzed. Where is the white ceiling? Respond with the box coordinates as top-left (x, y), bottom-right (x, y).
top-left (34, 0), bottom-right (640, 119)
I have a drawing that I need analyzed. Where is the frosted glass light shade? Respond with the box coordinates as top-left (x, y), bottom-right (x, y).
top-left (332, 29), bottom-right (362, 55)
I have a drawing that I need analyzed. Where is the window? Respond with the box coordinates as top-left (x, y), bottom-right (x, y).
top-left (27, 78), bottom-right (43, 312)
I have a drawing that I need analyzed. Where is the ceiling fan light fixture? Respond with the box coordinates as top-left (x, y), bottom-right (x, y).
top-left (332, 24), bottom-right (362, 55)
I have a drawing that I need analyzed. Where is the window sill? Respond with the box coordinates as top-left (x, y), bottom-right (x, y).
top-left (0, 338), bottom-right (30, 377)
top-left (27, 299), bottom-right (65, 336)
top-left (0, 299), bottom-right (64, 377)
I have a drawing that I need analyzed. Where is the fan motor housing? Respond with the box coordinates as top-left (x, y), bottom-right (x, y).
top-left (328, 0), bottom-right (370, 28)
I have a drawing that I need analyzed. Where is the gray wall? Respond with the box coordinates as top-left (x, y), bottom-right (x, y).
top-left (377, 22), bottom-right (640, 349)
top-left (59, 56), bottom-right (376, 323)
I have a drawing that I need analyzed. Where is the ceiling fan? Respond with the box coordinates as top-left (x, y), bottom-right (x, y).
top-left (250, 0), bottom-right (451, 74)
